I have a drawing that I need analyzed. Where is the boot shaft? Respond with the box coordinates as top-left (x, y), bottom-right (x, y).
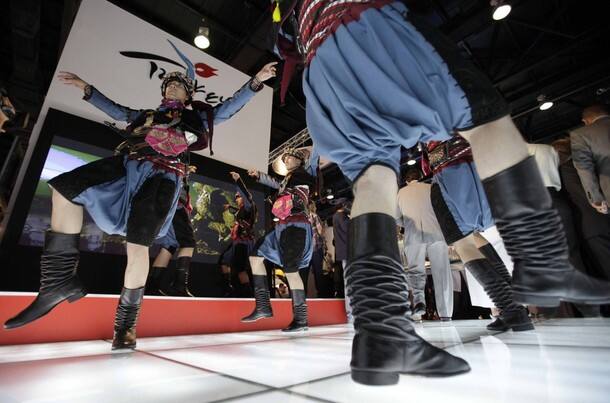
top-left (115, 287), bottom-right (144, 331)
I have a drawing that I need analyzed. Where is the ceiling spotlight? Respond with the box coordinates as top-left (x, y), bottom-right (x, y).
top-left (491, 0), bottom-right (512, 21)
top-left (273, 217), bottom-right (279, 222)
top-left (407, 159), bottom-right (417, 166)
top-left (537, 95), bottom-right (554, 111)
top-left (325, 189), bottom-right (334, 200)
top-left (539, 101), bottom-right (554, 111)
top-left (194, 25), bottom-right (210, 49)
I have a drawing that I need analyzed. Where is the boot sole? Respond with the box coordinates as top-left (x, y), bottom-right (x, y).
top-left (514, 291), bottom-right (610, 307)
top-left (281, 326), bottom-right (309, 332)
top-left (351, 366), bottom-right (471, 386)
top-left (512, 322), bottom-right (535, 332)
top-left (67, 289), bottom-right (87, 303)
top-left (240, 314), bottom-right (273, 323)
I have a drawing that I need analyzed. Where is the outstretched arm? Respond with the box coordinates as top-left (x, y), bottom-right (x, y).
top-left (204, 62), bottom-right (278, 127)
top-left (58, 71), bottom-right (142, 123)
top-left (248, 168), bottom-right (281, 190)
top-left (230, 171), bottom-right (254, 208)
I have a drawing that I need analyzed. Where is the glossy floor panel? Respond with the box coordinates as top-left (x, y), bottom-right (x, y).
top-left (0, 318), bottom-right (608, 402)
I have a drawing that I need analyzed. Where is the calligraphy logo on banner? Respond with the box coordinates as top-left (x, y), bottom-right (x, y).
top-left (120, 40), bottom-right (226, 105)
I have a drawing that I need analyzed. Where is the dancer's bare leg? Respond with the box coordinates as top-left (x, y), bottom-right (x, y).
top-left (351, 165), bottom-right (398, 218)
top-left (459, 116), bottom-right (528, 180)
top-left (50, 188), bottom-right (83, 234)
top-left (152, 248), bottom-right (172, 268)
top-left (124, 243), bottom-right (150, 289)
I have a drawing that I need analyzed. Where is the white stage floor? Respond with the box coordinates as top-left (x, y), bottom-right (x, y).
top-left (0, 318), bottom-right (609, 403)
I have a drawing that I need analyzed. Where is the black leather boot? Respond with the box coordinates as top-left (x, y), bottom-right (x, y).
top-left (165, 257), bottom-right (194, 297)
top-left (348, 213), bottom-right (470, 385)
top-left (145, 267), bottom-right (164, 296)
top-left (221, 270), bottom-right (234, 297)
top-left (464, 259), bottom-right (534, 332)
top-left (482, 157), bottom-right (610, 307)
top-left (478, 243), bottom-right (512, 285)
top-left (241, 274), bottom-right (273, 322)
top-left (4, 231), bottom-right (86, 329)
top-left (282, 289), bottom-right (308, 332)
top-left (112, 287), bottom-right (144, 350)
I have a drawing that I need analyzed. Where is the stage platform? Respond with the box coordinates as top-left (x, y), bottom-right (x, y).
top-left (0, 292), bottom-right (347, 345)
top-left (0, 318), bottom-right (609, 402)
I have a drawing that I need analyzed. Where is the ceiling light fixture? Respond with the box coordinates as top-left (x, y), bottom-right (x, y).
top-left (407, 159), bottom-right (417, 166)
top-left (194, 23), bottom-right (210, 49)
top-left (537, 95), bottom-right (554, 111)
top-left (491, 0), bottom-right (512, 21)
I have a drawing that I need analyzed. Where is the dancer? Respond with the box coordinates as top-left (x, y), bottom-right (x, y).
top-left (4, 59), bottom-right (277, 352)
top-left (425, 136), bottom-right (533, 332)
top-left (148, 168), bottom-right (197, 297)
top-left (241, 147), bottom-right (316, 332)
top-left (219, 171), bottom-right (257, 297)
top-left (269, 0), bottom-right (609, 385)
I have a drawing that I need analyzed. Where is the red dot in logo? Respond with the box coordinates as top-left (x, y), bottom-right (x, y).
top-left (195, 63), bottom-right (218, 78)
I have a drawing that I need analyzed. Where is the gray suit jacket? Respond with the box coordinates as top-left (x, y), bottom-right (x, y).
top-left (570, 116), bottom-right (610, 204)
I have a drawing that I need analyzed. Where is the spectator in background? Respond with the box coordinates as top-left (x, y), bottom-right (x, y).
top-left (570, 104), bottom-right (610, 214)
top-left (332, 204), bottom-right (351, 322)
top-left (397, 168), bottom-right (453, 321)
top-left (528, 142), bottom-right (599, 316)
top-left (553, 138), bottom-right (610, 282)
top-left (527, 143), bottom-right (589, 275)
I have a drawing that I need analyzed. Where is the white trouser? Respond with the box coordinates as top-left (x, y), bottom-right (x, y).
top-left (405, 241), bottom-right (454, 318)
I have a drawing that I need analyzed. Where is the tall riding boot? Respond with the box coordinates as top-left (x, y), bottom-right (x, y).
top-left (221, 270), bottom-right (234, 297)
top-left (170, 257), bottom-right (195, 297)
top-left (112, 287), bottom-right (144, 350)
top-left (241, 274), bottom-right (273, 322)
top-left (145, 267), bottom-right (164, 296)
top-left (282, 289), bottom-right (308, 332)
top-left (478, 243), bottom-right (512, 285)
top-left (482, 157), bottom-right (610, 306)
top-left (4, 231), bottom-right (86, 329)
top-left (464, 259), bottom-right (534, 332)
top-left (348, 213), bottom-right (470, 385)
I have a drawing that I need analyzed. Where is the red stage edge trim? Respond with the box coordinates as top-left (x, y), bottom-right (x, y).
top-left (0, 293), bottom-right (347, 345)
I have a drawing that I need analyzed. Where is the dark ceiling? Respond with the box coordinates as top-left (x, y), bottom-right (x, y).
top-left (2, 0), bottom-right (610, 208)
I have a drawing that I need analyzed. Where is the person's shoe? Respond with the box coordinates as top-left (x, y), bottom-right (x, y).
top-left (411, 302), bottom-right (426, 322)
top-left (145, 267), bottom-right (164, 296)
top-left (170, 257), bottom-right (195, 297)
top-left (112, 287), bottom-right (144, 350)
top-left (4, 231), bottom-right (86, 329)
top-left (482, 157), bottom-right (610, 307)
top-left (487, 308), bottom-right (533, 332)
top-left (347, 213), bottom-right (470, 385)
top-left (282, 289), bottom-right (308, 332)
top-left (241, 275), bottom-right (273, 322)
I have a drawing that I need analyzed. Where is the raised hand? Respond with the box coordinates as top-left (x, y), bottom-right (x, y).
top-left (57, 71), bottom-right (89, 90)
top-left (255, 62), bottom-right (278, 83)
top-left (247, 169), bottom-right (259, 179)
top-left (229, 171), bottom-right (241, 182)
